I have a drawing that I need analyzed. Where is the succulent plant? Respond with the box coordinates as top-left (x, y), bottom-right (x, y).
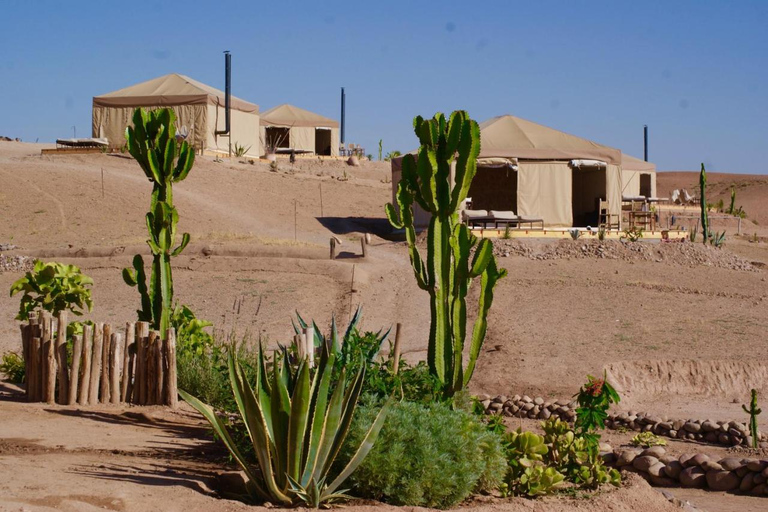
top-left (742, 389), bottom-right (762, 449)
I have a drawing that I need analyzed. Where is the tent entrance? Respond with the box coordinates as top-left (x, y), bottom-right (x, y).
top-left (265, 127), bottom-right (290, 151)
top-left (640, 174), bottom-right (652, 197)
top-left (315, 128), bottom-right (331, 156)
top-left (467, 166), bottom-right (518, 213)
top-left (572, 167), bottom-right (606, 227)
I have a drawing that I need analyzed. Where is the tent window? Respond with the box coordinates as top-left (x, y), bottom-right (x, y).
top-left (572, 167), bottom-right (606, 227)
top-left (640, 174), bottom-right (651, 198)
top-left (315, 128), bottom-right (331, 156)
top-left (467, 166), bottom-right (518, 213)
top-left (265, 127), bottom-right (290, 150)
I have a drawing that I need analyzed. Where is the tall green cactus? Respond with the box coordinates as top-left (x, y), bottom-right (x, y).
top-left (728, 187), bottom-right (736, 215)
top-left (385, 111), bottom-right (507, 397)
top-left (742, 389), bottom-right (761, 449)
top-left (122, 108), bottom-right (194, 334)
top-left (700, 163), bottom-right (708, 245)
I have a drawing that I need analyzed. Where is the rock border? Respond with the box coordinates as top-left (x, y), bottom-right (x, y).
top-left (479, 394), bottom-right (766, 448)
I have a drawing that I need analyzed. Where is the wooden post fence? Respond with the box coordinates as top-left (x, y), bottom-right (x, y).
top-left (18, 312), bottom-right (178, 408)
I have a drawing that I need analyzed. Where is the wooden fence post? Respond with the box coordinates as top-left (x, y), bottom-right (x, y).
top-left (360, 236), bottom-right (367, 258)
top-left (122, 322), bottom-right (135, 403)
top-left (79, 323), bottom-right (93, 405)
top-left (88, 322), bottom-right (104, 405)
top-left (330, 237), bottom-right (337, 260)
top-left (147, 330), bottom-right (160, 405)
top-left (20, 324), bottom-right (30, 400)
top-left (100, 323), bottom-right (112, 403)
top-left (304, 326), bottom-right (314, 368)
top-left (136, 322), bottom-right (149, 405)
top-left (55, 311), bottom-right (69, 404)
top-left (110, 332), bottom-right (123, 405)
top-left (68, 334), bottom-right (83, 405)
top-left (43, 312), bottom-right (56, 404)
top-left (393, 322), bottom-right (403, 375)
top-left (154, 331), bottom-right (164, 405)
top-left (165, 327), bottom-right (178, 408)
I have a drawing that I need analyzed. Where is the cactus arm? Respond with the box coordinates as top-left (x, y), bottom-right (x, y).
top-left (174, 142), bottom-right (194, 181)
top-left (172, 233), bottom-right (190, 256)
top-left (469, 238), bottom-right (494, 278)
top-left (700, 163), bottom-right (708, 244)
top-left (450, 223), bottom-right (471, 391)
top-left (464, 259), bottom-right (508, 388)
top-left (450, 116), bottom-right (481, 212)
top-left (416, 146), bottom-right (439, 212)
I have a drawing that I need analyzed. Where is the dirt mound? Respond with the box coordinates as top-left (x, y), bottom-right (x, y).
top-left (494, 239), bottom-right (758, 271)
top-left (605, 360), bottom-right (768, 400)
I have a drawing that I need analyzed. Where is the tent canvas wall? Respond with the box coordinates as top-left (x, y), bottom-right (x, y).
top-left (621, 153), bottom-right (657, 199)
top-left (391, 115), bottom-right (623, 229)
top-left (93, 73), bottom-right (260, 157)
top-left (259, 104), bottom-right (339, 156)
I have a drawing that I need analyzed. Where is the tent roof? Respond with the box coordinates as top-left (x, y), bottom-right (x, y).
top-left (93, 73), bottom-right (259, 113)
top-left (621, 153), bottom-right (656, 172)
top-left (260, 104), bottom-right (338, 128)
top-left (478, 115), bottom-right (621, 165)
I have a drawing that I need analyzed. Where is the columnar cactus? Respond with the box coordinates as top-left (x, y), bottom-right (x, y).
top-left (700, 163), bottom-right (708, 245)
top-left (742, 389), bottom-right (761, 449)
top-left (122, 108), bottom-right (194, 334)
top-left (385, 111), bottom-right (507, 397)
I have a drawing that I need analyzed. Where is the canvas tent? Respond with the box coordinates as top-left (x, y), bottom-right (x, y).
top-left (391, 115), bottom-right (623, 228)
top-left (93, 73), bottom-right (260, 157)
top-left (259, 104), bottom-right (339, 156)
top-left (621, 153), bottom-right (657, 199)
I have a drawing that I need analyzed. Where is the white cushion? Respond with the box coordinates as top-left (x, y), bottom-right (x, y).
top-left (490, 210), bottom-right (518, 220)
top-left (463, 209), bottom-right (488, 219)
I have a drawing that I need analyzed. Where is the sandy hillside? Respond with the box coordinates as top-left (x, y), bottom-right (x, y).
top-left (2, 142), bottom-right (768, 511)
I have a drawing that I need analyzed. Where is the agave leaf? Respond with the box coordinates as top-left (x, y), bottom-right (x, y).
top-left (301, 353), bottom-right (336, 485)
top-left (286, 361), bottom-right (311, 481)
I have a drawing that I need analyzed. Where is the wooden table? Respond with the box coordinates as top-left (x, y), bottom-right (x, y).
top-left (628, 211), bottom-right (655, 231)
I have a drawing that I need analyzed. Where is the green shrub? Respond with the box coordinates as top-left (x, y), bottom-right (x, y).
top-left (171, 304), bottom-right (214, 356)
top-left (630, 431), bottom-right (667, 448)
top-left (10, 260), bottom-right (94, 320)
top-left (0, 352), bottom-right (25, 383)
top-left (341, 399), bottom-right (506, 509)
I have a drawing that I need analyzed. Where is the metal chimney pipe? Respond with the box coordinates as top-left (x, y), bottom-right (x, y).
top-left (216, 51), bottom-right (231, 136)
top-left (643, 124), bottom-right (648, 162)
top-left (340, 87), bottom-right (346, 145)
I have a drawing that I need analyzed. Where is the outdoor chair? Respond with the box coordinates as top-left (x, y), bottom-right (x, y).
top-left (683, 189), bottom-right (697, 205)
top-left (598, 200), bottom-right (620, 230)
top-left (671, 189), bottom-right (681, 204)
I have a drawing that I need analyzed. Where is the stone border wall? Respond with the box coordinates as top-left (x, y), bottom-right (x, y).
top-left (479, 394), bottom-right (766, 448)
top-left (608, 446), bottom-right (768, 496)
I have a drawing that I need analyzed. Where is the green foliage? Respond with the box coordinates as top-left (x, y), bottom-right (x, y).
top-left (10, 260), bottom-right (94, 321)
top-left (700, 163), bottom-right (709, 245)
top-left (728, 188), bottom-right (736, 215)
top-left (0, 352), bottom-right (25, 383)
top-left (180, 341), bottom-right (390, 507)
top-left (378, 139), bottom-right (383, 161)
top-left (341, 399), bottom-right (507, 509)
top-left (385, 111), bottom-right (507, 397)
top-left (171, 304), bottom-right (213, 356)
top-left (597, 226), bottom-right (606, 241)
top-left (630, 431), bottom-right (667, 448)
top-left (502, 224), bottom-right (512, 239)
top-left (574, 372), bottom-right (620, 448)
top-left (710, 231), bottom-right (726, 248)
top-left (621, 226), bottom-right (644, 242)
top-left (742, 389), bottom-right (761, 449)
top-left (689, 225), bottom-right (698, 242)
top-left (502, 428), bottom-right (563, 497)
top-left (568, 229), bottom-right (581, 240)
top-left (383, 150), bottom-right (401, 162)
top-left (122, 108), bottom-right (194, 335)
top-left (233, 142), bottom-right (252, 157)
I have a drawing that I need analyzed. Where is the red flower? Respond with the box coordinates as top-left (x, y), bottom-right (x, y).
top-left (585, 379), bottom-right (604, 397)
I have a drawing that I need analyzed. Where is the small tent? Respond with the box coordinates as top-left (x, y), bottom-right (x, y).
top-left (621, 154), bottom-right (657, 200)
top-left (93, 73), bottom-right (260, 157)
top-left (391, 115), bottom-right (623, 228)
top-left (259, 104), bottom-right (339, 157)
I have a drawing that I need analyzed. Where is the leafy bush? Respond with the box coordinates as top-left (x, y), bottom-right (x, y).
top-left (10, 260), bottom-right (94, 320)
top-left (0, 352), bottom-right (25, 383)
top-left (341, 399), bottom-right (506, 509)
top-left (171, 304), bottom-right (214, 356)
top-left (621, 226), bottom-right (643, 242)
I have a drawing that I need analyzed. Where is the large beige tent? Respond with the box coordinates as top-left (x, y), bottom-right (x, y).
top-left (93, 73), bottom-right (260, 157)
top-left (259, 104), bottom-right (339, 156)
top-left (392, 115), bottom-right (623, 228)
top-left (621, 153), bottom-right (657, 199)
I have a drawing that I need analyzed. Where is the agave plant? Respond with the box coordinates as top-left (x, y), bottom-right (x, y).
top-left (179, 343), bottom-right (391, 507)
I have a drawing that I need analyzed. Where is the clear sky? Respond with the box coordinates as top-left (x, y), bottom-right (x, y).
top-left (1, 0), bottom-right (766, 173)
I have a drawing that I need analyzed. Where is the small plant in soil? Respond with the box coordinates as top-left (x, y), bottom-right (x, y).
top-left (0, 352), bottom-right (25, 383)
top-left (742, 389), bottom-right (762, 449)
top-left (621, 226), bottom-right (643, 242)
top-left (568, 229), bottom-right (581, 240)
top-left (630, 431), bottom-right (667, 448)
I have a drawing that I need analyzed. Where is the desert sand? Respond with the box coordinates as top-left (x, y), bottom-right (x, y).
top-left (1, 141), bottom-right (767, 511)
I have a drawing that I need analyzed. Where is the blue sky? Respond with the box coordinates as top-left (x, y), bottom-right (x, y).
top-left (1, 1), bottom-right (766, 173)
